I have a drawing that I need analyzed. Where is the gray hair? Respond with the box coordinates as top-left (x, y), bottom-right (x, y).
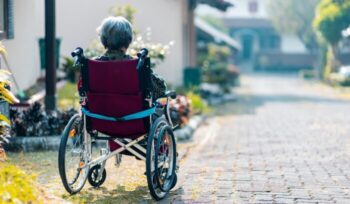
top-left (97, 16), bottom-right (133, 50)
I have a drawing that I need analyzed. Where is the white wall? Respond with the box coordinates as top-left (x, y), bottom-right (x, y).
top-left (56, 0), bottom-right (185, 87)
top-left (2, 0), bottom-right (43, 92)
top-left (281, 35), bottom-right (308, 54)
top-left (3, 0), bottom-right (185, 92)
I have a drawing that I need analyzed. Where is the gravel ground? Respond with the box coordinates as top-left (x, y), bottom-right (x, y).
top-left (7, 142), bottom-right (195, 203)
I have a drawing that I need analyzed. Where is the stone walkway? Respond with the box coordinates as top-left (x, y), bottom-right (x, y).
top-left (167, 73), bottom-right (350, 203)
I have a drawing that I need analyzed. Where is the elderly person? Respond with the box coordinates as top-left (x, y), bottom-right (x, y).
top-left (96, 16), bottom-right (167, 100)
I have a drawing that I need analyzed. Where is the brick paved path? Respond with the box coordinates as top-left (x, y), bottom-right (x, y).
top-left (167, 74), bottom-right (350, 204)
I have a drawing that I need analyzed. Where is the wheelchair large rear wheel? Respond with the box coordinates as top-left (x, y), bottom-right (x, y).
top-left (58, 114), bottom-right (89, 194)
top-left (146, 117), bottom-right (177, 201)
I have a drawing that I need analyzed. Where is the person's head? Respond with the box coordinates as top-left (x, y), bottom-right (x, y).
top-left (97, 16), bottom-right (133, 51)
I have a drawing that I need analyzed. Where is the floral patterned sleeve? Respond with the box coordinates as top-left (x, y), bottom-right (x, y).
top-left (150, 70), bottom-right (167, 100)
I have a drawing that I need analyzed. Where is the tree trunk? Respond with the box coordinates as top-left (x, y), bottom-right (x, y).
top-left (323, 44), bottom-right (342, 80)
top-left (323, 46), bottom-right (334, 80)
top-left (316, 44), bottom-right (327, 80)
top-left (331, 44), bottom-right (341, 72)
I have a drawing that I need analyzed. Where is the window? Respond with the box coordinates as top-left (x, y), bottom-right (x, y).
top-left (248, 0), bottom-right (258, 14)
top-left (259, 34), bottom-right (280, 50)
top-left (0, 0), bottom-right (14, 40)
top-left (270, 36), bottom-right (280, 49)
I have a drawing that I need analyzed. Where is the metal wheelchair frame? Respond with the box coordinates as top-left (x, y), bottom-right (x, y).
top-left (58, 48), bottom-right (178, 201)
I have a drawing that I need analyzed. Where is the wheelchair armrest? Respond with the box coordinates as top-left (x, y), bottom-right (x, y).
top-left (165, 90), bottom-right (177, 99)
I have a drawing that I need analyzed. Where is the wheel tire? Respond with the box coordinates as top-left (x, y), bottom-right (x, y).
top-left (154, 126), bottom-right (176, 192)
top-left (170, 173), bottom-right (177, 190)
top-left (58, 114), bottom-right (89, 194)
top-left (146, 116), bottom-right (177, 201)
top-left (88, 165), bottom-right (107, 188)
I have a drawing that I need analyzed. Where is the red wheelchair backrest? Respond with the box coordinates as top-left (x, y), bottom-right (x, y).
top-left (85, 59), bottom-right (149, 138)
top-left (88, 59), bottom-right (140, 94)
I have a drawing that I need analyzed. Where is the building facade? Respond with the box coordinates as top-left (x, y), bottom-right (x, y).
top-left (197, 0), bottom-right (315, 70)
top-left (1, 0), bottom-right (230, 93)
top-left (2, 0), bottom-right (191, 91)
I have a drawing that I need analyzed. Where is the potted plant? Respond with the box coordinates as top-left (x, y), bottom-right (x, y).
top-left (62, 56), bottom-right (77, 83)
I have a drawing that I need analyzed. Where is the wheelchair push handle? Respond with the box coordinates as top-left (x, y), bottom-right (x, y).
top-left (165, 90), bottom-right (177, 99)
top-left (137, 48), bottom-right (148, 59)
top-left (71, 47), bottom-right (85, 67)
top-left (137, 48), bottom-right (149, 70)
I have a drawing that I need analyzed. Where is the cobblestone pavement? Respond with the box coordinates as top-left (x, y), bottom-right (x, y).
top-left (166, 73), bottom-right (350, 204)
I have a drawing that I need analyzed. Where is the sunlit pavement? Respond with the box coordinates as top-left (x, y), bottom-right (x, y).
top-left (166, 73), bottom-right (350, 203)
top-left (9, 73), bottom-right (350, 203)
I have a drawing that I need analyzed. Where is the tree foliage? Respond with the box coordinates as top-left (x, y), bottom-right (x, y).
top-left (313, 0), bottom-right (350, 46)
top-left (266, 0), bottom-right (320, 51)
top-left (313, 0), bottom-right (350, 75)
top-left (198, 43), bottom-right (237, 92)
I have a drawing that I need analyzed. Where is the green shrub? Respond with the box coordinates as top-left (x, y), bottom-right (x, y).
top-left (329, 73), bottom-right (350, 86)
top-left (199, 43), bottom-right (236, 92)
top-left (62, 56), bottom-right (78, 83)
top-left (299, 70), bottom-right (318, 79)
top-left (175, 86), bottom-right (198, 95)
top-left (187, 91), bottom-right (210, 114)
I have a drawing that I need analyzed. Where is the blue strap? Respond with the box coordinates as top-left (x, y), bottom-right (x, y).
top-left (81, 107), bottom-right (156, 122)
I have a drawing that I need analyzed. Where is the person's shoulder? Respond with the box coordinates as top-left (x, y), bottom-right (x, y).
top-left (94, 54), bottom-right (132, 61)
top-left (94, 56), bottom-right (110, 61)
top-left (125, 55), bottom-right (133, 60)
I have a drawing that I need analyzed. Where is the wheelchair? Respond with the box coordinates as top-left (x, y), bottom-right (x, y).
top-left (58, 47), bottom-right (178, 200)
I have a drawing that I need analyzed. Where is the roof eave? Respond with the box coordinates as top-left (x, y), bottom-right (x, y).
top-left (197, 0), bottom-right (234, 12)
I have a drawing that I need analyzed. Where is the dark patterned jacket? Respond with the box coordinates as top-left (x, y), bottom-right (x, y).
top-left (96, 50), bottom-right (167, 100)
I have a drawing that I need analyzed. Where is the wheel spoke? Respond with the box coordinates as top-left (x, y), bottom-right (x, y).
top-left (68, 168), bottom-right (81, 186)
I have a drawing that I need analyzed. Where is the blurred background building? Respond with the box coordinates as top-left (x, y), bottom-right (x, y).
top-left (197, 0), bottom-right (316, 71)
top-left (0, 0), bottom-right (232, 92)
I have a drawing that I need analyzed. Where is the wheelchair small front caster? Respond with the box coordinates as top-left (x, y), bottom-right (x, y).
top-left (88, 164), bottom-right (107, 187)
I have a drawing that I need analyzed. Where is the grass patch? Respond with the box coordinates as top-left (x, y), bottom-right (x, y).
top-left (57, 82), bottom-right (79, 110)
top-left (7, 151), bottom-right (59, 184)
